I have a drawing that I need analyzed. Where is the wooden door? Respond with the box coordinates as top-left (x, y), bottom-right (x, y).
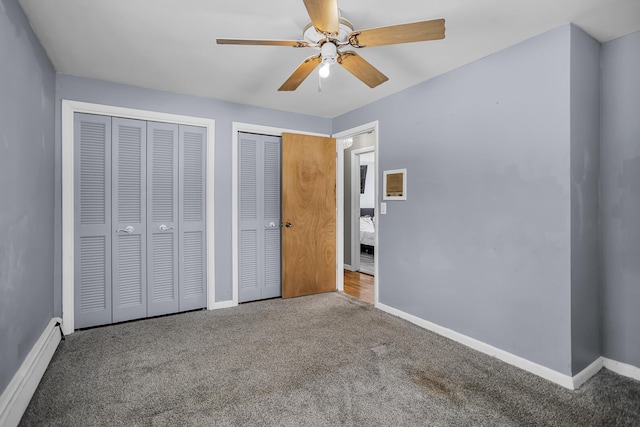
top-left (282, 132), bottom-right (336, 298)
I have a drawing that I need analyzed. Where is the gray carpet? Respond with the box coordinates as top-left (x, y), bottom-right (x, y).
top-left (21, 292), bottom-right (640, 426)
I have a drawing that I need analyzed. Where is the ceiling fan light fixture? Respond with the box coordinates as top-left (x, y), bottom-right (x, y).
top-left (318, 42), bottom-right (337, 79)
top-left (342, 137), bottom-right (354, 149)
top-left (320, 42), bottom-right (337, 64)
top-left (319, 63), bottom-right (331, 78)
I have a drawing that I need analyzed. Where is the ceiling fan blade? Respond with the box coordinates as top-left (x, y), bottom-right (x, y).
top-left (303, 0), bottom-right (339, 35)
top-left (217, 39), bottom-right (310, 48)
top-left (338, 51), bottom-right (388, 88)
top-left (278, 55), bottom-right (322, 91)
top-left (349, 19), bottom-right (445, 48)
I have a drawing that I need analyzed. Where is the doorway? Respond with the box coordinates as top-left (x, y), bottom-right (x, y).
top-left (352, 147), bottom-right (375, 276)
top-left (334, 122), bottom-right (379, 305)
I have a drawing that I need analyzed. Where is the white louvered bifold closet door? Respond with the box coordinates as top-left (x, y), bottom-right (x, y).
top-left (74, 113), bottom-right (113, 328)
top-left (147, 121), bottom-right (179, 316)
top-left (74, 114), bottom-right (207, 329)
top-left (178, 125), bottom-right (207, 311)
top-left (111, 118), bottom-right (147, 323)
top-left (238, 132), bottom-right (281, 303)
top-left (262, 136), bottom-right (282, 300)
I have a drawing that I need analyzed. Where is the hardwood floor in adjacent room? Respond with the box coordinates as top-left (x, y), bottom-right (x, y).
top-left (344, 270), bottom-right (374, 304)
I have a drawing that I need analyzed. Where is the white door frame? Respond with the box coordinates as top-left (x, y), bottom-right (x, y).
top-left (231, 123), bottom-right (333, 305)
top-left (350, 146), bottom-right (375, 273)
top-left (333, 121), bottom-right (379, 305)
top-left (61, 100), bottom-right (216, 335)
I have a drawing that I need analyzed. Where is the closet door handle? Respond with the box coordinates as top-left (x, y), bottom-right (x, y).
top-left (116, 226), bottom-right (134, 233)
top-left (159, 224), bottom-right (175, 231)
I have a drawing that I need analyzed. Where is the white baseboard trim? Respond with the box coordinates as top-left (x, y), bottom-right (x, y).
top-left (210, 300), bottom-right (236, 310)
top-left (603, 357), bottom-right (640, 381)
top-left (572, 357), bottom-right (604, 389)
top-left (376, 303), bottom-right (581, 389)
top-left (344, 264), bottom-right (354, 271)
top-left (0, 317), bottom-right (63, 427)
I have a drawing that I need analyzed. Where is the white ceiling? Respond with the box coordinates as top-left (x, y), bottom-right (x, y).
top-left (18, 0), bottom-right (640, 118)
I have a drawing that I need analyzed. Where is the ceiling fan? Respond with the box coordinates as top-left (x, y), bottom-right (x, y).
top-left (217, 0), bottom-right (445, 91)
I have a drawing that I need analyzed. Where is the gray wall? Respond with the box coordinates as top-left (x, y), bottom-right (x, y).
top-left (334, 26), bottom-right (574, 374)
top-left (0, 0), bottom-right (55, 394)
top-left (600, 30), bottom-right (640, 368)
top-left (53, 74), bottom-right (332, 312)
top-left (569, 25), bottom-right (601, 374)
top-left (343, 133), bottom-right (374, 266)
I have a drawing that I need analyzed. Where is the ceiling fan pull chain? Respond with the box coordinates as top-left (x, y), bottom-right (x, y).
top-left (318, 72), bottom-right (323, 92)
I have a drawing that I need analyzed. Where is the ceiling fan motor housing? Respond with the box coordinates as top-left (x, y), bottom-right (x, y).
top-left (321, 42), bottom-right (337, 65)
